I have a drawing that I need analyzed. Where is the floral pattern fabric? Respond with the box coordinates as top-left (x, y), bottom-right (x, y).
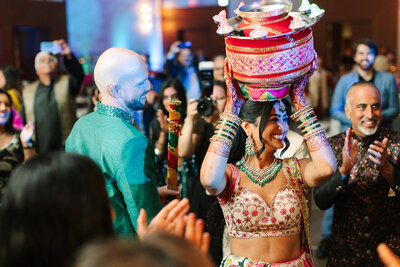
top-left (218, 161), bottom-right (302, 238)
top-left (327, 127), bottom-right (400, 266)
top-left (220, 249), bottom-right (312, 267)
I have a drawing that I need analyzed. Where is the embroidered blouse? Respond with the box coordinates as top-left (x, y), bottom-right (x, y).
top-left (218, 159), bottom-right (303, 238)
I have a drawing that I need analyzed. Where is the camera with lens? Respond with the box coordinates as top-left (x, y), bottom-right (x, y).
top-left (197, 61), bottom-right (215, 117)
top-left (197, 97), bottom-right (215, 117)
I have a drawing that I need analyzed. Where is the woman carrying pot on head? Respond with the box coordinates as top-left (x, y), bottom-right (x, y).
top-left (200, 60), bottom-right (337, 266)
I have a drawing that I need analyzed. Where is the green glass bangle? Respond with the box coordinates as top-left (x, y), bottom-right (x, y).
top-left (296, 114), bottom-right (316, 125)
top-left (302, 124), bottom-right (322, 134)
top-left (299, 119), bottom-right (319, 131)
top-left (217, 121), bottom-right (239, 130)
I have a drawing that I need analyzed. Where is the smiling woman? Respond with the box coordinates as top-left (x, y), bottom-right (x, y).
top-left (0, 90), bottom-right (36, 201)
top-left (200, 60), bottom-right (337, 266)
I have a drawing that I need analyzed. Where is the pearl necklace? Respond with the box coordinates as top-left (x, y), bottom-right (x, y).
top-left (237, 157), bottom-right (282, 187)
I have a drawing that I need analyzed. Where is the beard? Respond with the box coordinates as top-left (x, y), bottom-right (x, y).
top-left (357, 116), bottom-right (379, 136)
top-left (356, 60), bottom-right (373, 71)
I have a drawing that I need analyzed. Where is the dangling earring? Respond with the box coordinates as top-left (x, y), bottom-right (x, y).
top-left (245, 136), bottom-right (255, 157)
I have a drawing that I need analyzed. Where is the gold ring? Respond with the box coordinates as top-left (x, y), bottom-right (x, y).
top-left (170, 222), bottom-right (175, 228)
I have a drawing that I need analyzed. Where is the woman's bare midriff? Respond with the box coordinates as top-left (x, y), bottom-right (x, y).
top-left (229, 234), bottom-right (302, 263)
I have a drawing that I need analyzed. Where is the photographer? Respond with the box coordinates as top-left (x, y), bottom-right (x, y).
top-left (179, 80), bottom-right (226, 169)
top-left (178, 79), bottom-right (227, 264)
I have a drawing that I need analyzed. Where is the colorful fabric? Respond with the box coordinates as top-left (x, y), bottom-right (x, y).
top-left (220, 249), bottom-right (312, 267)
top-left (225, 28), bottom-right (315, 86)
top-left (218, 162), bottom-right (302, 238)
top-left (327, 127), bottom-right (400, 266)
top-left (239, 83), bottom-right (290, 101)
top-left (0, 134), bottom-right (24, 200)
top-left (66, 102), bottom-right (162, 238)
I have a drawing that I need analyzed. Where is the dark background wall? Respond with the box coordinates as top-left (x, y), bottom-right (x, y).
top-left (0, 0), bottom-right (398, 79)
top-left (162, 1), bottom-right (399, 70)
top-left (162, 6), bottom-right (226, 60)
top-left (309, 0), bottom-right (398, 69)
top-left (0, 0), bottom-right (67, 81)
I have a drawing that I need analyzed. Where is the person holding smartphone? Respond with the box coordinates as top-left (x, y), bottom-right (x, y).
top-left (20, 39), bottom-right (84, 153)
top-left (165, 41), bottom-right (201, 100)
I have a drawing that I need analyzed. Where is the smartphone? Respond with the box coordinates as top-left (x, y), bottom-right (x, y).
top-left (40, 41), bottom-right (61, 54)
top-left (178, 41), bottom-right (192, 49)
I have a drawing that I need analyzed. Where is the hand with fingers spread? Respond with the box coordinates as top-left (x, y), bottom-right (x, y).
top-left (224, 59), bottom-right (246, 115)
top-left (339, 128), bottom-right (358, 176)
top-left (136, 199), bottom-right (211, 254)
top-left (137, 198), bottom-right (190, 239)
top-left (182, 213), bottom-right (211, 254)
top-left (378, 243), bottom-right (400, 267)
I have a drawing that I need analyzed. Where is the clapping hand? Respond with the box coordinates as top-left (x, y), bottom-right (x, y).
top-left (20, 121), bottom-right (34, 147)
top-left (368, 138), bottom-right (389, 169)
top-left (157, 109), bottom-right (169, 134)
top-left (137, 199), bottom-right (210, 253)
top-left (339, 128), bottom-right (358, 176)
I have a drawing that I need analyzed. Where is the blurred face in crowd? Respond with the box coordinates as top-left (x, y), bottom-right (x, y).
top-left (35, 53), bottom-right (57, 76)
top-left (0, 93), bottom-right (11, 125)
top-left (177, 48), bottom-right (193, 68)
top-left (213, 57), bottom-right (225, 82)
top-left (162, 86), bottom-right (179, 112)
top-left (0, 71), bottom-right (6, 89)
top-left (345, 84), bottom-right (382, 137)
top-left (353, 44), bottom-right (375, 71)
top-left (211, 84), bottom-right (227, 114)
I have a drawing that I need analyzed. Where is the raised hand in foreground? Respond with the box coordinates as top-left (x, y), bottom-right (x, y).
top-left (137, 198), bottom-right (210, 253)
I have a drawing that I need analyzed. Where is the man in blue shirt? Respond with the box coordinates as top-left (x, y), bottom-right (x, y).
top-left (330, 39), bottom-right (398, 132)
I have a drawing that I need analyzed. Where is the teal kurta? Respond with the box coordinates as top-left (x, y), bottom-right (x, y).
top-left (66, 102), bottom-right (162, 238)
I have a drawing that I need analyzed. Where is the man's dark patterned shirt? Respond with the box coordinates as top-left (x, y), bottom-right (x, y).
top-left (328, 127), bottom-right (400, 266)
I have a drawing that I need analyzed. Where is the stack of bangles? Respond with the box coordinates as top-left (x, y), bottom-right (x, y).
top-left (208, 112), bottom-right (241, 157)
top-left (290, 105), bottom-right (329, 152)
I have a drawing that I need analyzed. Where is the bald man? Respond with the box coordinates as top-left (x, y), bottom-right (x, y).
top-left (314, 82), bottom-right (400, 266)
top-left (66, 47), bottom-right (162, 238)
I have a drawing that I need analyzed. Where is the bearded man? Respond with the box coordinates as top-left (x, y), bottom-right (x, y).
top-left (330, 39), bottom-right (398, 132)
top-left (66, 47), bottom-right (162, 238)
top-left (314, 82), bottom-right (400, 266)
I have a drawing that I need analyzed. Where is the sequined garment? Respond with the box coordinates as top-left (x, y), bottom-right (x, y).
top-left (327, 127), bottom-right (400, 266)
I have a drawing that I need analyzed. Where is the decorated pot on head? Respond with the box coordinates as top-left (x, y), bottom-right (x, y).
top-left (213, 0), bottom-right (324, 101)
